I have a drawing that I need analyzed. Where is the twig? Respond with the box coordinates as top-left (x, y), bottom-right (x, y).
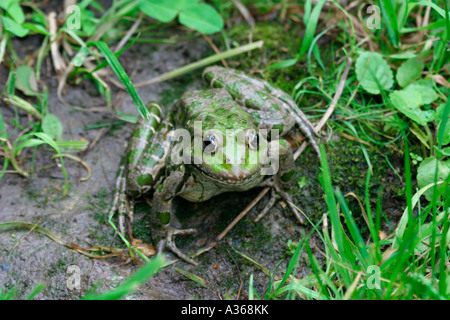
top-left (201, 33), bottom-right (228, 68)
top-left (115, 14), bottom-right (143, 53)
top-left (9, 217), bottom-right (43, 258)
top-left (231, 0), bottom-right (255, 48)
top-left (49, 12), bottom-right (67, 73)
top-left (133, 41), bottom-right (264, 88)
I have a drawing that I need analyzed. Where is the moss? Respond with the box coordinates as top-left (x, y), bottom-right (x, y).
top-left (293, 137), bottom-right (404, 231)
top-left (160, 71), bottom-right (202, 108)
top-left (225, 21), bottom-right (305, 94)
top-left (24, 179), bottom-right (70, 207)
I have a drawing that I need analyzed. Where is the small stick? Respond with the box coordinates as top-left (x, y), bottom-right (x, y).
top-left (133, 41), bottom-right (264, 88)
top-left (49, 12), bottom-right (67, 73)
top-left (201, 33), bottom-right (229, 68)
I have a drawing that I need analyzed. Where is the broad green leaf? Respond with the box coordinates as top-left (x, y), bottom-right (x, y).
top-left (0, 0), bottom-right (25, 24)
top-left (15, 138), bottom-right (45, 154)
top-left (396, 58), bottom-right (424, 87)
top-left (417, 156), bottom-right (450, 201)
top-left (15, 65), bottom-right (38, 96)
top-left (406, 84), bottom-right (438, 104)
top-left (436, 103), bottom-right (450, 145)
top-left (2, 16), bottom-right (29, 37)
top-left (355, 51), bottom-right (394, 94)
top-left (138, 0), bottom-right (179, 23)
top-left (42, 113), bottom-right (63, 140)
top-left (173, 0), bottom-right (199, 9)
top-left (389, 88), bottom-right (435, 125)
top-left (179, 3), bottom-right (224, 34)
top-left (22, 22), bottom-right (51, 36)
top-left (440, 146), bottom-right (450, 156)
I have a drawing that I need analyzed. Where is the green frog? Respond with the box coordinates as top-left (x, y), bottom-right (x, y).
top-left (112, 66), bottom-right (319, 265)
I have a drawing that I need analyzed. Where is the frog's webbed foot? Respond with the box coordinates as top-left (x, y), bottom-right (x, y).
top-left (255, 180), bottom-right (305, 225)
top-left (157, 227), bottom-right (198, 265)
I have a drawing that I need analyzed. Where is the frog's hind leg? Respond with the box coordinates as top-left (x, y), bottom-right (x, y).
top-left (151, 168), bottom-right (198, 265)
top-left (108, 158), bottom-right (132, 238)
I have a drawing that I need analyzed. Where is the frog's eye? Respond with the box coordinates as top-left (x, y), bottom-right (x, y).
top-left (203, 134), bottom-right (218, 154)
top-left (248, 131), bottom-right (259, 150)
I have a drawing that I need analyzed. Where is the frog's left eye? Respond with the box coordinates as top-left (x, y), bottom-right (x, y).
top-left (203, 135), bottom-right (218, 154)
top-left (248, 131), bottom-right (259, 150)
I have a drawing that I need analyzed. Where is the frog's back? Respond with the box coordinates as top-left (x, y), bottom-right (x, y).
top-left (179, 88), bottom-right (256, 133)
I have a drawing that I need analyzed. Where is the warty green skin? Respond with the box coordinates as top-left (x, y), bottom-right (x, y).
top-left (117, 66), bottom-right (318, 265)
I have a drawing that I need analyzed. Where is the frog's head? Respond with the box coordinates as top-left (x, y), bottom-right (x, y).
top-left (185, 91), bottom-right (263, 185)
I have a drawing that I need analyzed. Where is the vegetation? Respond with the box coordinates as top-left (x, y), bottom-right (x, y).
top-left (0, 0), bottom-right (449, 300)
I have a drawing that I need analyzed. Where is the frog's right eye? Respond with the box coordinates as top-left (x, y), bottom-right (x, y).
top-left (203, 135), bottom-right (218, 154)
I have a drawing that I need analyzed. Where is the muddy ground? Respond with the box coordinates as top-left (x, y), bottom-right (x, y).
top-left (0, 25), bottom-right (406, 300)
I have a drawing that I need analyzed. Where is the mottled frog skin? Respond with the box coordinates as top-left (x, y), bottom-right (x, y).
top-left (114, 66), bottom-right (319, 264)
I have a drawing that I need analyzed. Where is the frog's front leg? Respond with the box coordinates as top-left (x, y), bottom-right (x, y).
top-left (151, 165), bottom-right (197, 265)
top-left (256, 138), bottom-right (305, 224)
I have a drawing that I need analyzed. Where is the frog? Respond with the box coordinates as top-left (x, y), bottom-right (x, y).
top-left (111, 66), bottom-right (320, 265)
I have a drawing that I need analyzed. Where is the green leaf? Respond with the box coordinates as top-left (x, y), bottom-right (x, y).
top-left (22, 23), bottom-right (51, 36)
top-left (0, 0), bottom-right (25, 24)
top-left (440, 146), bottom-right (450, 156)
top-left (41, 113), bottom-right (63, 140)
top-left (268, 58), bottom-right (297, 70)
top-left (406, 84), bottom-right (438, 105)
top-left (396, 58), bottom-right (424, 87)
top-left (15, 65), bottom-right (38, 96)
top-left (436, 103), bottom-right (450, 146)
top-left (178, 3), bottom-right (224, 34)
top-left (0, 109), bottom-right (7, 139)
top-left (15, 138), bottom-right (45, 154)
top-left (55, 140), bottom-right (88, 150)
top-left (70, 46), bottom-right (90, 67)
top-left (138, 0), bottom-right (179, 23)
top-left (417, 156), bottom-right (450, 201)
top-left (355, 51), bottom-right (394, 94)
top-left (389, 89), bottom-right (435, 126)
top-left (1, 15), bottom-right (29, 37)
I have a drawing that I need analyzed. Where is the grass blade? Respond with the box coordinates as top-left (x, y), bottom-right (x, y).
top-left (87, 41), bottom-right (150, 120)
top-left (82, 255), bottom-right (166, 300)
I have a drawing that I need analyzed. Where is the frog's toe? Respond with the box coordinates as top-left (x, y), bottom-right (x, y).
top-left (165, 227), bottom-right (198, 265)
top-left (254, 188), bottom-right (279, 222)
top-left (254, 184), bottom-right (306, 225)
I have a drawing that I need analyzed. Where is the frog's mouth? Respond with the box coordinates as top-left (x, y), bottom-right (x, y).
top-left (192, 163), bottom-right (263, 186)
